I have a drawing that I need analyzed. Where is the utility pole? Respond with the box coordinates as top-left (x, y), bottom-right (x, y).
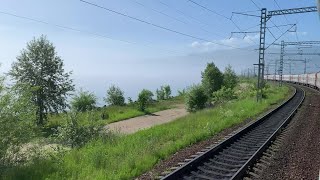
top-left (279, 41), bottom-right (285, 86)
top-left (289, 62), bottom-right (292, 75)
top-left (255, 6), bottom-right (317, 101)
top-left (274, 60), bottom-right (278, 77)
top-left (256, 8), bottom-right (267, 101)
top-left (304, 58), bottom-right (307, 74)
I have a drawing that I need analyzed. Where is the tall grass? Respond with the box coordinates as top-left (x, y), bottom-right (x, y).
top-left (2, 84), bottom-right (290, 180)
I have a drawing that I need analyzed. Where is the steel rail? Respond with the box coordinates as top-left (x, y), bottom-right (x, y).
top-left (162, 85), bottom-right (304, 180)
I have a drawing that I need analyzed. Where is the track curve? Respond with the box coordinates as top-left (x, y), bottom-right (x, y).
top-left (162, 86), bottom-right (304, 180)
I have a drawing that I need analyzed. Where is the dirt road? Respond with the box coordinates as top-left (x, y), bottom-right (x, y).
top-left (105, 105), bottom-right (188, 134)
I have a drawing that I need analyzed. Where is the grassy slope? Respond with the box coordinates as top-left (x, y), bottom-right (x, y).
top-left (47, 96), bottom-right (184, 127)
top-left (3, 84), bottom-right (290, 180)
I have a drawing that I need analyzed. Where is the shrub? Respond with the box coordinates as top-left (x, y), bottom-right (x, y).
top-left (156, 85), bottom-right (171, 100)
top-left (127, 97), bottom-right (133, 105)
top-left (104, 85), bottom-right (125, 106)
top-left (156, 88), bottom-right (165, 100)
top-left (0, 81), bottom-right (37, 169)
top-left (54, 113), bottom-right (103, 148)
top-left (212, 86), bottom-right (237, 103)
top-left (137, 89), bottom-right (154, 112)
top-left (163, 85), bottom-right (171, 99)
top-left (100, 111), bottom-right (109, 120)
top-left (177, 88), bottom-right (186, 96)
top-left (70, 89), bottom-right (97, 112)
top-left (223, 64), bottom-right (238, 89)
top-left (185, 85), bottom-right (208, 112)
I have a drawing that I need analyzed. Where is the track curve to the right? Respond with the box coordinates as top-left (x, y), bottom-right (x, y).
top-left (163, 86), bottom-right (304, 180)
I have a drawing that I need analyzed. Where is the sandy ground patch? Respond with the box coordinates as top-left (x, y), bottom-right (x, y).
top-left (105, 105), bottom-right (188, 134)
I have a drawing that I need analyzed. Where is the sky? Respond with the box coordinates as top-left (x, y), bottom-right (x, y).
top-left (0, 0), bottom-right (319, 104)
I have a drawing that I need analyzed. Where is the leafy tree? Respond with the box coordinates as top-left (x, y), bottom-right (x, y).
top-left (9, 35), bottom-right (74, 125)
top-left (163, 85), bottom-right (171, 99)
top-left (0, 75), bottom-right (37, 167)
top-left (71, 89), bottom-right (97, 112)
top-left (223, 64), bottom-right (238, 89)
top-left (137, 89), bottom-right (154, 111)
top-left (185, 85), bottom-right (208, 112)
top-left (104, 85), bottom-right (125, 106)
top-left (201, 62), bottom-right (223, 98)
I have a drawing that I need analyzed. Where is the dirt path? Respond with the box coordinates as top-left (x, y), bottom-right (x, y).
top-left (105, 105), bottom-right (188, 134)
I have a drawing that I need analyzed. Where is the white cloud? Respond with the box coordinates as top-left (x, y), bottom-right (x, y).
top-left (190, 34), bottom-right (259, 52)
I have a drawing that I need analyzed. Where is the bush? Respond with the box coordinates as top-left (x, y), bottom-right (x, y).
top-left (54, 113), bottom-right (103, 148)
top-left (185, 85), bottom-right (208, 112)
top-left (156, 88), bottom-right (165, 100)
top-left (104, 85), bottom-right (125, 106)
top-left (127, 97), bottom-right (133, 105)
top-left (100, 111), bottom-right (109, 120)
top-left (223, 64), bottom-right (238, 89)
top-left (163, 85), bottom-right (171, 99)
top-left (212, 86), bottom-right (237, 103)
top-left (0, 81), bottom-right (37, 169)
top-left (177, 88), bottom-right (186, 96)
top-left (70, 89), bottom-right (97, 112)
top-left (156, 85), bottom-right (171, 100)
top-left (137, 89), bottom-right (154, 112)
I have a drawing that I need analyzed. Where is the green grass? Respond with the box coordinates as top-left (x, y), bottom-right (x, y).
top-left (46, 96), bottom-right (184, 128)
top-left (2, 84), bottom-right (290, 180)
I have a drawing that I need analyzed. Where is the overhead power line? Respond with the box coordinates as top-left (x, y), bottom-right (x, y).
top-left (185, 0), bottom-right (258, 45)
top-left (133, 0), bottom-right (226, 39)
top-left (80, 0), bottom-right (256, 51)
top-left (265, 24), bottom-right (296, 50)
top-left (133, 0), bottom-right (187, 25)
top-left (0, 10), bottom-right (185, 55)
top-left (273, 0), bottom-right (300, 42)
top-left (158, 0), bottom-right (227, 36)
top-left (186, 0), bottom-right (230, 19)
top-left (186, 0), bottom-right (243, 31)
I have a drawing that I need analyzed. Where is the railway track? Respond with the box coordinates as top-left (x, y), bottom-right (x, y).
top-left (162, 86), bottom-right (304, 180)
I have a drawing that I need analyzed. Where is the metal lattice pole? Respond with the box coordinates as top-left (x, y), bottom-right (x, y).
top-left (257, 8), bottom-right (267, 101)
top-left (279, 40), bottom-right (285, 86)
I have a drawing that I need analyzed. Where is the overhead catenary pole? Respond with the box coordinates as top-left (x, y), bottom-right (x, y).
top-left (255, 6), bottom-right (317, 101)
top-left (304, 58), bottom-right (307, 74)
top-left (257, 8), bottom-right (267, 101)
top-left (279, 40), bottom-right (285, 86)
top-left (278, 40), bottom-right (320, 84)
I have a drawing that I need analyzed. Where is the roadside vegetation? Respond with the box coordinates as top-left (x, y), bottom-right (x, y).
top-left (47, 96), bottom-right (183, 128)
top-left (0, 35), bottom-right (291, 180)
top-left (1, 79), bottom-right (290, 180)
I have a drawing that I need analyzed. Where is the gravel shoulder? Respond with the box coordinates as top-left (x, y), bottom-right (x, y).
top-left (105, 104), bottom-right (188, 134)
top-left (259, 86), bottom-right (320, 180)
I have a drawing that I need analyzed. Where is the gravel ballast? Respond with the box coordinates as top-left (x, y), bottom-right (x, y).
top-left (260, 86), bottom-right (320, 180)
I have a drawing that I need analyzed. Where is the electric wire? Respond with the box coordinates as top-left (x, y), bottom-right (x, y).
top-left (80, 0), bottom-right (256, 51)
top-left (0, 10), bottom-right (187, 55)
top-left (185, 0), bottom-right (259, 45)
top-left (132, 0), bottom-right (227, 39)
top-left (158, 1), bottom-right (229, 38)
